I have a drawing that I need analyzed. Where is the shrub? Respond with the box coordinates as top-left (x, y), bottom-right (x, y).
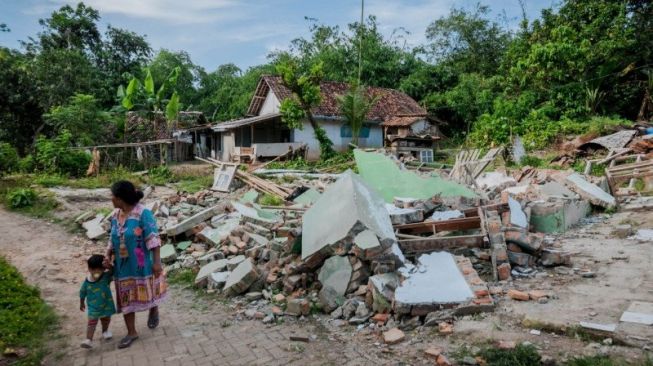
top-left (0, 257), bottom-right (58, 364)
top-left (17, 155), bottom-right (34, 173)
top-left (6, 188), bottom-right (37, 208)
top-left (147, 165), bottom-right (173, 186)
top-left (0, 142), bottom-right (19, 175)
top-left (34, 173), bottom-right (67, 187)
top-left (34, 130), bottom-right (91, 178)
top-left (259, 193), bottom-right (283, 206)
top-left (478, 344), bottom-right (541, 366)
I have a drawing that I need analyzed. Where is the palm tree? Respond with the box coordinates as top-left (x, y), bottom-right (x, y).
top-left (337, 83), bottom-right (378, 146)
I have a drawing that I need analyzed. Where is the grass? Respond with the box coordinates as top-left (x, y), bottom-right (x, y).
top-left (266, 151), bottom-right (356, 173)
top-left (167, 269), bottom-right (195, 286)
top-left (0, 256), bottom-right (59, 366)
top-left (259, 193), bottom-right (284, 206)
top-left (477, 344), bottom-right (541, 366)
top-left (176, 175), bottom-right (213, 193)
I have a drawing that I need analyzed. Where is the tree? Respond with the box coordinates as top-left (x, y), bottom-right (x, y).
top-left (149, 50), bottom-right (203, 109)
top-left (276, 56), bottom-right (335, 159)
top-left (119, 67), bottom-right (181, 122)
top-left (45, 94), bottom-right (117, 146)
top-left (28, 2), bottom-right (101, 54)
top-left (337, 83), bottom-right (378, 146)
top-left (424, 4), bottom-right (510, 76)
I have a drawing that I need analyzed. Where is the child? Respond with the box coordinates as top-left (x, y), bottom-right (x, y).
top-left (79, 254), bottom-right (116, 349)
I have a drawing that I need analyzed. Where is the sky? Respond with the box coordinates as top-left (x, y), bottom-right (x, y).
top-left (1, 0), bottom-right (556, 72)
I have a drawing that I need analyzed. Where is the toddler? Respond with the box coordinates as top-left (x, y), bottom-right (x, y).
top-left (79, 254), bottom-right (116, 349)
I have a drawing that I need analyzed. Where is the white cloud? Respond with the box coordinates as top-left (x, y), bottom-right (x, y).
top-left (53, 0), bottom-right (244, 24)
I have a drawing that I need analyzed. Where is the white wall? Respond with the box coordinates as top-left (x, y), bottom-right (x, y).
top-left (221, 132), bottom-right (235, 161)
top-left (259, 91), bottom-right (280, 115)
top-left (293, 119), bottom-right (383, 160)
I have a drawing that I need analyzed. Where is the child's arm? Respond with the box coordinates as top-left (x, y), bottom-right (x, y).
top-left (79, 281), bottom-right (87, 312)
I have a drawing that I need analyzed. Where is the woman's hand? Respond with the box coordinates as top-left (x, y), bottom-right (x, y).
top-left (152, 262), bottom-right (163, 278)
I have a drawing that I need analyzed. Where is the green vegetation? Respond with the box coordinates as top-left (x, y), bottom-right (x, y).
top-left (267, 151), bottom-right (356, 173)
top-left (0, 257), bottom-right (59, 365)
top-left (259, 193), bottom-right (284, 206)
top-left (167, 269), bottom-right (195, 286)
top-left (477, 344), bottom-right (541, 366)
top-left (5, 188), bottom-right (37, 208)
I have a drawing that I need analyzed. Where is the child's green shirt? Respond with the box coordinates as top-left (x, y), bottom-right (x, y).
top-left (80, 272), bottom-right (116, 319)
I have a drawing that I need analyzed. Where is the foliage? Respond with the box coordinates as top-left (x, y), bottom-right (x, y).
top-left (259, 193), bottom-right (283, 206)
top-left (34, 130), bottom-right (91, 177)
top-left (267, 151), bottom-right (355, 173)
top-left (34, 173), bottom-right (67, 188)
top-left (147, 165), bottom-right (173, 186)
top-left (277, 56), bottom-right (336, 159)
top-left (477, 344), bottom-right (541, 366)
top-left (337, 83), bottom-right (379, 146)
top-left (45, 94), bottom-right (117, 146)
top-left (17, 155), bottom-right (34, 173)
top-left (6, 188), bottom-right (37, 208)
top-left (0, 143), bottom-right (19, 175)
top-left (119, 66), bottom-right (181, 122)
top-left (167, 269), bottom-right (195, 286)
top-left (176, 175), bottom-right (213, 194)
top-left (0, 257), bottom-right (58, 365)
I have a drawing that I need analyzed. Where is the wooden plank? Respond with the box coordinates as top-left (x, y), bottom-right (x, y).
top-left (607, 160), bottom-right (653, 173)
top-left (398, 234), bottom-right (485, 255)
top-left (394, 216), bottom-right (481, 234)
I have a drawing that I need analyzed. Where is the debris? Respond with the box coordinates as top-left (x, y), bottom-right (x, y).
top-left (508, 197), bottom-right (528, 228)
top-left (222, 259), bottom-right (259, 296)
top-left (512, 136), bottom-right (526, 165)
top-left (564, 173), bottom-right (616, 209)
top-left (394, 252), bottom-right (474, 314)
top-left (292, 188), bottom-right (322, 206)
top-left (382, 328), bottom-right (405, 344)
top-left (612, 224), bottom-right (634, 239)
top-left (82, 214), bottom-right (107, 240)
top-left (580, 130), bottom-right (637, 151)
top-left (438, 322), bottom-right (454, 335)
top-left (166, 205), bottom-right (224, 236)
top-left (354, 150), bottom-right (477, 203)
top-left (301, 171), bottom-right (398, 263)
top-left (318, 255), bottom-right (352, 297)
top-left (211, 163), bottom-right (238, 192)
top-left (508, 289), bottom-right (530, 301)
top-left (629, 229), bottom-right (653, 242)
top-left (580, 321), bottom-right (617, 333)
top-left (620, 301), bottom-right (653, 325)
top-left (424, 347), bottom-right (442, 360)
top-left (160, 244), bottom-right (177, 264)
top-left (207, 271), bottom-right (230, 290)
top-left (231, 201), bottom-right (282, 229)
top-left (194, 259), bottom-right (228, 287)
top-left (286, 298), bottom-right (310, 316)
top-left (385, 204), bottom-right (424, 225)
top-left (431, 210), bottom-right (464, 222)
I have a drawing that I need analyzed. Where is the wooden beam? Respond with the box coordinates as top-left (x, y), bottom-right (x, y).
top-left (398, 234), bottom-right (485, 255)
top-left (394, 216), bottom-right (481, 234)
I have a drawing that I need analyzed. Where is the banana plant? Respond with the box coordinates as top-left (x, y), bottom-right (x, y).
top-left (117, 66), bottom-right (181, 123)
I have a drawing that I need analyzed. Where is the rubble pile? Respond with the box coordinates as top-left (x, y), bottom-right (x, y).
top-left (74, 125), bottom-right (653, 346)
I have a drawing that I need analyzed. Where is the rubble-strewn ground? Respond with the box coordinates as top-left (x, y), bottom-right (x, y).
top-left (2, 202), bottom-right (652, 365)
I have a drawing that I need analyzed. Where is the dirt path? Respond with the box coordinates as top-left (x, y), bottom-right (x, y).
top-left (0, 208), bottom-right (377, 366)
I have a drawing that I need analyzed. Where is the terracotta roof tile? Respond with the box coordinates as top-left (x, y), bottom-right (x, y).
top-left (253, 75), bottom-right (426, 121)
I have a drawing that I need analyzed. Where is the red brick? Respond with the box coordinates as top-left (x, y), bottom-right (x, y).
top-left (507, 289), bottom-right (530, 301)
top-left (474, 288), bottom-right (489, 297)
top-left (497, 263), bottom-right (511, 281)
top-left (438, 322), bottom-right (453, 335)
top-left (437, 354), bottom-right (452, 366)
top-left (473, 296), bottom-right (494, 305)
top-left (507, 243), bottom-right (523, 253)
top-left (372, 313), bottom-right (389, 324)
top-left (424, 347), bottom-right (442, 360)
top-left (528, 290), bottom-right (549, 300)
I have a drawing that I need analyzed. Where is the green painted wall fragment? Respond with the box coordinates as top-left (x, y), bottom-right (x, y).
top-left (353, 150), bottom-right (478, 202)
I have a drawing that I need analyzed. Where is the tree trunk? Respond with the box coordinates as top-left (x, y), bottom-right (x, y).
top-left (305, 111), bottom-right (335, 160)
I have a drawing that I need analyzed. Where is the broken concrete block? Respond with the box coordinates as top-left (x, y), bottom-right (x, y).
top-left (508, 197), bottom-right (528, 228)
top-left (385, 204), bottom-right (424, 225)
top-left (383, 328), bottom-right (405, 344)
top-left (198, 251), bottom-right (224, 266)
top-left (540, 248), bottom-right (571, 267)
top-left (222, 259), bottom-right (259, 296)
top-left (166, 205), bottom-right (223, 236)
top-left (74, 210), bottom-right (94, 224)
top-left (507, 251), bottom-right (535, 267)
top-left (194, 259), bottom-right (228, 287)
top-left (394, 252), bottom-right (473, 314)
top-left (244, 232), bottom-right (269, 247)
top-left (160, 244), bottom-right (177, 264)
top-left (285, 298), bottom-right (310, 316)
top-left (208, 271), bottom-right (230, 290)
top-left (226, 255), bottom-right (246, 271)
top-left (352, 230), bottom-right (386, 260)
top-left (564, 173), bottom-right (616, 209)
top-left (243, 222), bottom-right (273, 239)
top-left (504, 228), bottom-right (542, 252)
top-left (293, 188), bottom-right (322, 206)
top-left (231, 201), bottom-right (282, 229)
top-left (529, 199), bottom-right (590, 234)
top-left (318, 286), bottom-right (342, 314)
top-left (301, 171), bottom-right (398, 263)
top-left (82, 214), bottom-right (107, 240)
top-left (368, 273), bottom-right (398, 313)
top-left (318, 255), bottom-right (352, 297)
top-left (431, 210), bottom-right (464, 222)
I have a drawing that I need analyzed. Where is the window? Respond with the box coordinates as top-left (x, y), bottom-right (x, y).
top-left (420, 150), bottom-right (434, 163)
top-left (340, 124), bottom-right (371, 138)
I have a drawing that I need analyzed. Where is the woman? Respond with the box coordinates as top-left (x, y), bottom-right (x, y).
top-left (105, 180), bottom-right (167, 349)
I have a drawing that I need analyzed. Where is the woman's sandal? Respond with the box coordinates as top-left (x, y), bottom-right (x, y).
top-left (147, 310), bottom-right (159, 329)
top-left (118, 335), bottom-right (139, 349)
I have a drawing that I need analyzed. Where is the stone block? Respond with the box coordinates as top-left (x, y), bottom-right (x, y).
top-left (383, 328), bottom-right (405, 344)
top-left (194, 259), bottom-right (228, 287)
top-left (286, 298), bottom-right (310, 316)
top-left (222, 259), bottom-right (259, 296)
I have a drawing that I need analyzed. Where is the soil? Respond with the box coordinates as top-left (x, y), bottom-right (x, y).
top-left (1, 201), bottom-right (652, 364)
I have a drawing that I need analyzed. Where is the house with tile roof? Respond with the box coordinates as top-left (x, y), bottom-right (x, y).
top-left (212, 75), bottom-right (440, 161)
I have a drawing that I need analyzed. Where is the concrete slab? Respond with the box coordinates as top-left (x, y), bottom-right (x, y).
top-left (166, 205), bottom-right (223, 236)
top-left (160, 244), bottom-right (177, 264)
top-left (293, 188), bottom-right (322, 206)
top-left (629, 229), bottom-right (653, 242)
top-left (354, 150), bottom-right (477, 203)
top-left (208, 271), bottom-right (230, 290)
top-left (565, 173), bottom-right (616, 208)
top-left (239, 189), bottom-right (259, 204)
top-left (82, 214), bottom-right (107, 240)
top-left (301, 170), bottom-right (397, 260)
top-left (223, 258), bottom-right (259, 296)
top-left (476, 172), bottom-right (517, 192)
top-left (385, 204), bottom-right (423, 225)
top-left (538, 181), bottom-right (578, 199)
top-left (194, 259), bottom-right (228, 287)
top-left (231, 201), bottom-right (282, 229)
top-left (620, 301), bottom-right (653, 325)
top-left (394, 252), bottom-right (473, 309)
top-left (431, 210), bottom-right (464, 222)
top-left (318, 255), bottom-right (352, 297)
top-left (508, 197), bottom-right (528, 228)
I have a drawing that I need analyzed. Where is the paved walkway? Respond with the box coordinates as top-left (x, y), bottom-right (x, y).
top-left (0, 208), bottom-right (394, 366)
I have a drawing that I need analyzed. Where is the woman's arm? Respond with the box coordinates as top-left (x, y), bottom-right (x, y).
top-left (151, 246), bottom-right (162, 277)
